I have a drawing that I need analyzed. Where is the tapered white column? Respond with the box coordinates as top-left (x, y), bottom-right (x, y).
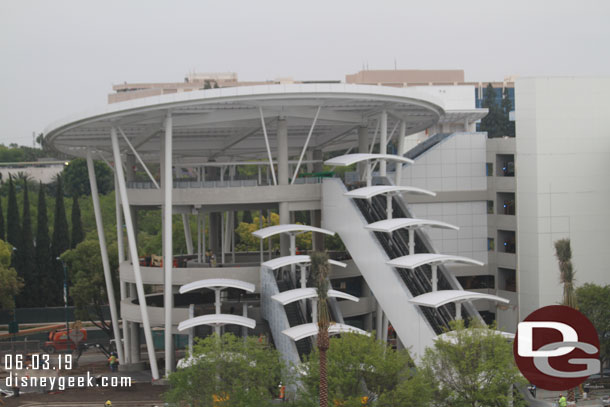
top-left (110, 128), bottom-right (160, 380)
top-left (115, 172), bottom-right (130, 364)
top-left (188, 304), bottom-right (195, 353)
top-left (163, 113), bottom-right (174, 374)
top-left (87, 151), bottom-right (125, 365)
top-left (386, 195), bottom-right (393, 220)
top-left (431, 264), bottom-right (438, 292)
top-left (380, 111), bottom-right (387, 176)
top-left (408, 229), bottom-right (415, 255)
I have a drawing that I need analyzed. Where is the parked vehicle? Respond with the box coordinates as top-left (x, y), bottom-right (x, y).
top-left (42, 328), bottom-right (87, 353)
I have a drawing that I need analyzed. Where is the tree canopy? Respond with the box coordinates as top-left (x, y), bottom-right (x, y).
top-left (0, 239), bottom-right (23, 311)
top-left (164, 333), bottom-right (283, 407)
top-left (420, 320), bottom-right (525, 407)
top-left (63, 158), bottom-right (113, 197)
top-left (61, 238), bottom-right (118, 338)
top-left (480, 84), bottom-right (515, 138)
top-left (576, 283), bottom-right (610, 375)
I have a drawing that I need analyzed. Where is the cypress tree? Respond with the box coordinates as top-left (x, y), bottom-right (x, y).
top-left (6, 175), bottom-right (21, 249)
top-left (480, 83), bottom-right (503, 138)
top-left (16, 182), bottom-right (36, 307)
top-left (0, 192), bottom-right (4, 241)
top-left (51, 176), bottom-right (70, 306)
top-left (35, 183), bottom-right (52, 306)
top-left (70, 196), bottom-right (84, 249)
top-left (501, 87), bottom-right (515, 138)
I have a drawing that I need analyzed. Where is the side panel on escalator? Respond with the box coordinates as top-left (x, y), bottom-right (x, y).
top-left (321, 178), bottom-right (437, 360)
top-left (260, 266), bottom-right (301, 367)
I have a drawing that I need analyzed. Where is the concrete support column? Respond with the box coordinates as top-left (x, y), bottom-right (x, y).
top-left (163, 114), bottom-right (174, 374)
top-left (382, 313), bottom-right (389, 343)
top-left (408, 229), bottom-right (415, 255)
top-left (188, 304), bottom-right (195, 353)
top-left (432, 264), bottom-right (438, 292)
top-left (311, 210), bottom-right (324, 252)
top-left (358, 126), bottom-right (368, 178)
top-left (242, 304), bottom-right (248, 339)
top-left (182, 214), bottom-right (193, 255)
top-left (277, 119), bottom-right (288, 185)
top-left (396, 121), bottom-right (406, 185)
top-left (277, 119), bottom-right (290, 256)
top-left (362, 283), bottom-right (373, 332)
top-left (376, 301), bottom-right (383, 341)
top-left (312, 149), bottom-right (323, 173)
top-left (126, 154), bottom-right (136, 183)
top-left (380, 111), bottom-right (387, 176)
top-left (306, 150), bottom-right (314, 173)
top-left (111, 128), bottom-right (159, 380)
top-left (87, 151), bottom-right (124, 365)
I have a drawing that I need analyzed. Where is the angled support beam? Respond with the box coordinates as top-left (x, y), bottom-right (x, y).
top-left (114, 171), bottom-right (130, 364)
top-left (87, 150), bottom-right (124, 365)
top-left (163, 114), bottom-right (174, 374)
top-left (118, 127), bottom-right (160, 189)
top-left (259, 107), bottom-right (277, 185)
top-left (111, 131), bottom-right (161, 379)
top-left (386, 121), bottom-right (400, 146)
top-left (368, 118), bottom-right (381, 154)
top-left (291, 106), bottom-right (321, 184)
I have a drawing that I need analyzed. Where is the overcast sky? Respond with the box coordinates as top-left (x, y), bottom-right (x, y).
top-left (1, 0), bottom-right (609, 146)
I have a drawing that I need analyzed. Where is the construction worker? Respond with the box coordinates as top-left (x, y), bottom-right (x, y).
top-left (558, 393), bottom-right (567, 407)
top-left (105, 401), bottom-right (112, 407)
top-left (108, 352), bottom-right (118, 372)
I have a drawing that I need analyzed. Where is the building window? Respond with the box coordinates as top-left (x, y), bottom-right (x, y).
top-left (487, 238), bottom-right (495, 251)
top-left (486, 163), bottom-right (493, 176)
top-left (498, 230), bottom-right (516, 254)
top-left (457, 275), bottom-right (495, 289)
top-left (496, 154), bottom-right (515, 177)
top-left (498, 268), bottom-right (517, 292)
top-left (487, 200), bottom-right (494, 214)
top-left (497, 192), bottom-right (516, 215)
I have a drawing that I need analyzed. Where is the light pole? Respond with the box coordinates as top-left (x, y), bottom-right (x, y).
top-left (56, 257), bottom-right (70, 334)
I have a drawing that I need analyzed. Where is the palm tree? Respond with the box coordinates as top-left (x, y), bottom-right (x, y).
top-left (554, 238), bottom-right (577, 401)
top-left (311, 251), bottom-right (331, 407)
top-left (555, 239), bottom-right (576, 308)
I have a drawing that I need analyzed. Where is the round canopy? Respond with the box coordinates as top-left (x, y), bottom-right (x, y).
top-left (43, 84), bottom-right (444, 161)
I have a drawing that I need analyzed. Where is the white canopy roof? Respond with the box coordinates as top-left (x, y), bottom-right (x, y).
top-left (409, 290), bottom-right (510, 308)
top-left (324, 153), bottom-right (414, 167)
top-left (179, 278), bottom-right (255, 294)
top-left (252, 224), bottom-right (335, 239)
top-left (435, 329), bottom-right (515, 344)
top-left (271, 288), bottom-right (359, 305)
top-left (366, 218), bottom-right (459, 233)
top-left (344, 185), bottom-right (436, 199)
top-left (43, 84), bottom-right (445, 161)
top-left (261, 255), bottom-right (347, 270)
top-left (177, 314), bottom-right (257, 331)
top-left (282, 323), bottom-right (370, 341)
top-left (387, 253), bottom-right (484, 269)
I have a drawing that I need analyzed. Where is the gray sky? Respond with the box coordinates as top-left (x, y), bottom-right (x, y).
top-left (1, 0), bottom-right (609, 146)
